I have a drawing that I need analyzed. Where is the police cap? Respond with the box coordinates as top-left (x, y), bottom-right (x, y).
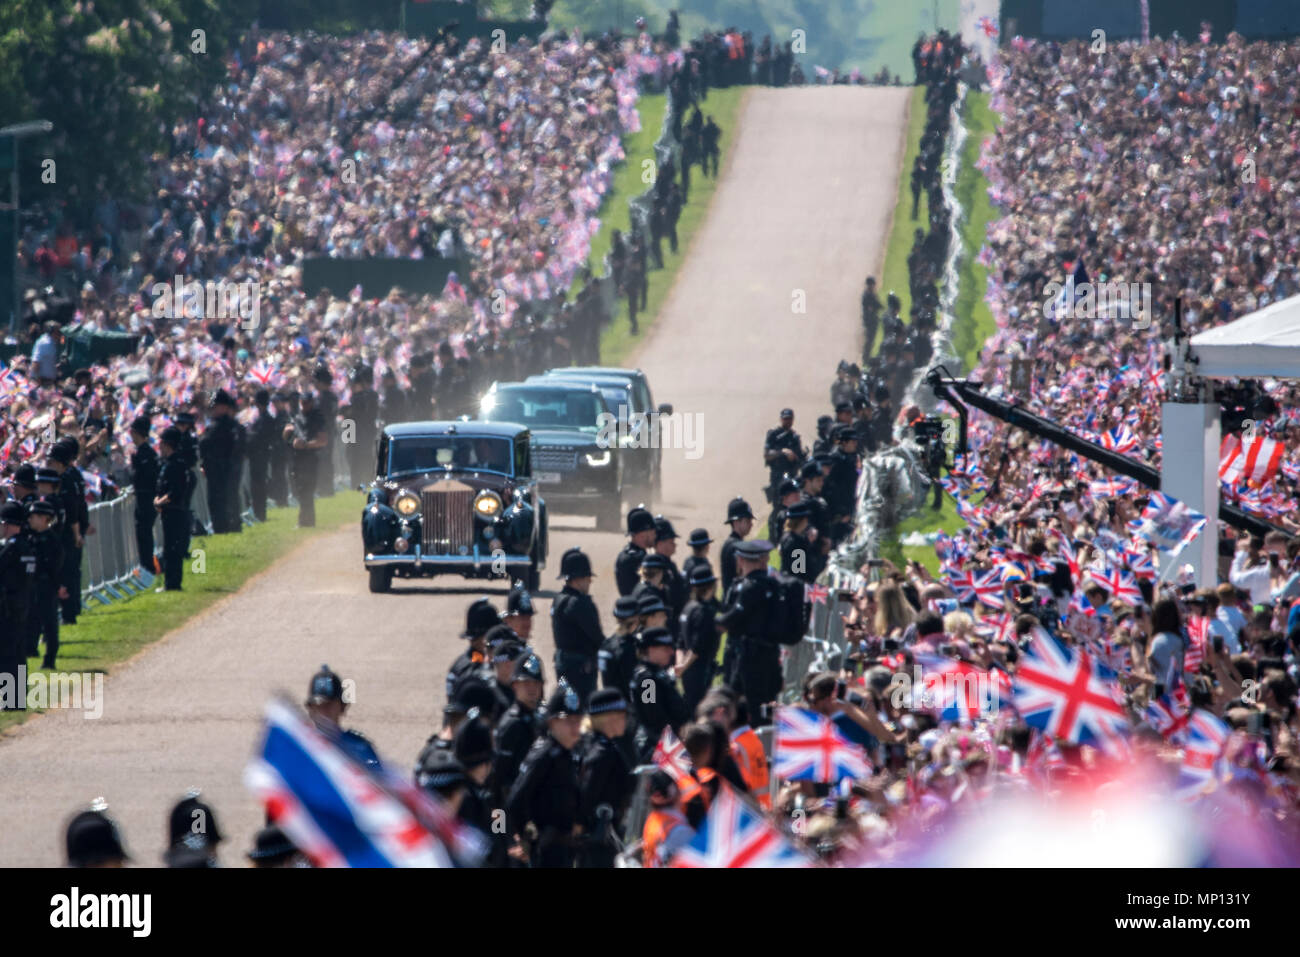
top-left (503, 581), bottom-right (535, 617)
top-left (588, 688), bottom-right (628, 715)
top-left (735, 539), bottom-right (775, 559)
top-left (626, 506), bottom-right (655, 535)
top-left (160, 427), bottom-right (184, 448)
top-left (511, 651), bottom-right (545, 684)
top-left (463, 597), bottom-right (500, 639)
top-left (799, 461), bottom-right (821, 480)
top-left (636, 593), bottom-right (668, 617)
top-left (686, 527), bottom-right (713, 547)
top-left (34, 467), bottom-right (60, 485)
top-left (211, 388), bottom-right (236, 408)
top-left (307, 664), bottom-right (344, 705)
top-left (452, 676), bottom-right (498, 717)
top-left (545, 679), bottom-right (582, 717)
top-left (688, 563), bottom-right (717, 587)
top-left (166, 790), bottom-right (224, 852)
top-left (175, 411), bottom-right (196, 426)
top-left (558, 546), bottom-right (594, 580)
top-left (130, 416), bottom-right (152, 437)
top-left (12, 463), bottom-right (36, 486)
top-left (28, 498), bottom-right (58, 517)
top-left (653, 515), bottom-right (678, 540)
top-left (65, 802), bottom-right (130, 867)
top-left (640, 551), bottom-right (671, 571)
top-left (636, 626), bottom-right (675, 650)
top-left (778, 478), bottom-right (799, 497)
top-left (0, 501), bottom-right (26, 524)
top-left (417, 749), bottom-right (467, 793)
top-left (785, 500), bottom-right (812, 520)
top-left (453, 716), bottom-right (495, 767)
top-left (724, 496), bottom-right (755, 524)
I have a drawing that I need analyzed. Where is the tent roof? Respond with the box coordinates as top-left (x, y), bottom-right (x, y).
top-left (1190, 293), bottom-right (1300, 379)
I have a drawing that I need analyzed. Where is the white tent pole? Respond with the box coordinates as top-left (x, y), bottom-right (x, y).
top-left (1160, 401), bottom-right (1220, 587)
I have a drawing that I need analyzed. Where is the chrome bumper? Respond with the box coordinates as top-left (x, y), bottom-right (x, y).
top-left (364, 545), bottom-right (534, 571)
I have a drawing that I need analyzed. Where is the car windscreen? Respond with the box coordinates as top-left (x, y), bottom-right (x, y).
top-left (480, 388), bottom-right (606, 433)
top-left (388, 435), bottom-right (513, 475)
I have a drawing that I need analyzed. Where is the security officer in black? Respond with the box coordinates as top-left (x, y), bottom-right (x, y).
top-left (173, 411), bottom-right (200, 470)
top-left (495, 650), bottom-right (546, 794)
top-left (284, 389), bottom-right (328, 528)
top-left (652, 515), bottom-right (686, 622)
top-left (779, 500), bottom-right (823, 582)
top-left (246, 389), bottom-right (279, 521)
top-left (452, 714), bottom-right (501, 858)
top-left (339, 365), bottom-right (379, 490)
top-left (49, 439), bottom-right (87, 624)
top-left (629, 625), bottom-right (690, 763)
top-left (199, 388), bottom-right (247, 534)
top-left (681, 527), bottom-right (713, 585)
top-left (578, 688), bottom-right (633, 868)
top-left (598, 595), bottom-right (640, 765)
top-left (719, 496), bottom-right (755, 592)
top-left (128, 416), bottom-right (159, 572)
top-left (615, 506), bottom-right (656, 597)
top-left (500, 580), bottom-right (536, 644)
top-left (23, 498), bottom-right (63, 668)
top-left (799, 460), bottom-right (832, 542)
top-left (305, 664), bottom-right (381, 770)
top-left (551, 547), bottom-right (603, 707)
top-left (447, 597), bottom-right (500, 700)
top-left (763, 408), bottom-right (804, 503)
top-left (633, 552), bottom-right (676, 642)
top-left (8, 463), bottom-right (38, 504)
top-left (679, 562), bottom-right (722, 715)
top-left (506, 679), bottom-right (584, 867)
top-left (0, 501), bottom-right (33, 705)
top-left (824, 426), bottom-right (861, 542)
top-left (155, 427), bottom-right (194, 591)
top-left (267, 393), bottom-right (292, 507)
top-left (312, 364), bottom-right (337, 498)
top-left (767, 478), bottom-right (801, 545)
top-left (717, 539), bottom-right (780, 721)
top-left (484, 624), bottom-right (523, 721)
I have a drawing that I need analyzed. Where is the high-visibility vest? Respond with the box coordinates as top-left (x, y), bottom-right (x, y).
top-left (731, 726), bottom-right (771, 807)
top-left (642, 807), bottom-right (688, 867)
top-left (676, 767), bottom-right (717, 813)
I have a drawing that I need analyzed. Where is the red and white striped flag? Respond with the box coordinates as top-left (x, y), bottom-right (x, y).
top-left (1219, 434), bottom-right (1283, 486)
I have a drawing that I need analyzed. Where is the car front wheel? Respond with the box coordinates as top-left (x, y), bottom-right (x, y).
top-left (368, 567), bottom-right (393, 594)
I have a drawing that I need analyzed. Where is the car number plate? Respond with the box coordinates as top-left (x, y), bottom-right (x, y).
top-left (536, 471), bottom-right (562, 484)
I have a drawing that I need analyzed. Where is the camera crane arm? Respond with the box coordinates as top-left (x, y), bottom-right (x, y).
top-left (923, 367), bottom-right (1287, 540)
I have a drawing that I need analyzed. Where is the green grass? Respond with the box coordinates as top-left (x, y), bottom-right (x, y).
top-left (878, 91), bottom-right (1002, 567)
top-left (872, 84), bottom-right (932, 358)
top-left (2, 491), bottom-right (363, 733)
top-left (595, 85), bottom-right (747, 367)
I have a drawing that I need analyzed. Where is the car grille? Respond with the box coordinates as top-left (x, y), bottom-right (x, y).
top-left (421, 480), bottom-right (475, 554)
top-left (531, 447), bottom-right (578, 472)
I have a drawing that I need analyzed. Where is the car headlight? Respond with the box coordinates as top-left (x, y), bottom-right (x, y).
top-left (584, 450), bottom-right (611, 467)
top-left (394, 491), bottom-right (420, 517)
top-left (473, 490), bottom-right (503, 518)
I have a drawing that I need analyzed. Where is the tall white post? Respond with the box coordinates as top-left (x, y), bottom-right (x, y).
top-left (1161, 402), bottom-right (1220, 587)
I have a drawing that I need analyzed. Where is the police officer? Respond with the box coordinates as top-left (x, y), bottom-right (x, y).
top-left (597, 595), bottom-right (641, 766)
top-left (767, 478), bottom-right (801, 544)
top-left (652, 515), bottom-right (686, 622)
top-left (824, 426), bottom-right (861, 542)
top-left (48, 440), bottom-right (87, 624)
top-left (717, 539), bottom-right (780, 722)
top-left (779, 500), bottom-right (823, 582)
top-left (506, 679), bottom-right (584, 867)
top-left (284, 389), bottom-right (328, 528)
top-left (719, 496), bottom-right (755, 592)
top-left (312, 364), bottom-right (338, 498)
top-left (861, 276), bottom-right (882, 352)
top-left (615, 506), bottom-right (656, 596)
top-left (65, 799), bottom-right (131, 868)
top-left (246, 389), bottom-right (279, 521)
top-left (501, 580), bottom-right (535, 642)
top-left (495, 650), bottom-right (546, 794)
top-left (0, 501), bottom-right (33, 705)
top-left (452, 714), bottom-right (500, 853)
top-left (162, 789), bottom-right (224, 868)
top-left (578, 688), bottom-right (633, 868)
top-left (8, 463), bottom-right (38, 504)
top-left (267, 393), bottom-right (292, 507)
top-left (551, 547), bottom-right (603, 707)
top-left (23, 498), bottom-right (63, 668)
top-left (681, 527), bottom-right (713, 584)
top-left (678, 563), bottom-right (722, 715)
top-left (799, 460), bottom-right (832, 543)
top-left (629, 625), bottom-right (690, 763)
top-left (484, 624), bottom-right (524, 721)
top-left (199, 388), bottom-right (247, 534)
top-left (339, 365), bottom-right (379, 490)
top-left (447, 597), bottom-right (500, 699)
top-left (128, 417), bottom-right (159, 571)
top-left (155, 427), bottom-right (194, 592)
top-left (305, 663), bottom-right (381, 770)
top-left (173, 411), bottom-right (200, 471)
top-left (379, 368), bottom-right (408, 427)
top-left (763, 408), bottom-right (804, 503)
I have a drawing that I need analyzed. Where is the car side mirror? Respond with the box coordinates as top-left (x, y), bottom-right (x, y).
top-left (657, 403), bottom-right (673, 416)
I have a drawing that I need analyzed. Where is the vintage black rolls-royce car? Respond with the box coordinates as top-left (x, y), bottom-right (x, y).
top-left (477, 380), bottom-right (625, 531)
top-left (361, 421), bottom-right (547, 593)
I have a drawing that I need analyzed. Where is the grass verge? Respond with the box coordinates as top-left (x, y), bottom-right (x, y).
top-left (2, 491), bottom-right (363, 732)
top-left (595, 85), bottom-right (747, 367)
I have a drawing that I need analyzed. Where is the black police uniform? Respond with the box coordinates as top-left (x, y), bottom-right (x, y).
top-left (315, 385), bottom-right (337, 498)
top-left (266, 404), bottom-right (291, 507)
top-left (719, 530), bottom-right (744, 592)
top-left (342, 383), bottom-right (379, 490)
top-left (246, 403), bottom-right (280, 521)
top-left (56, 465), bottom-right (87, 623)
top-left (25, 516), bottom-right (63, 665)
top-left (614, 542), bottom-right (646, 597)
top-left (763, 425), bottom-right (803, 502)
top-left (0, 523), bottom-right (34, 704)
top-left (157, 450), bottom-right (194, 590)
top-left (129, 439), bottom-right (159, 571)
top-left (495, 698), bottom-right (543, 794)
top-left (551, 586), bottom-right (603, 708)
top-left (506, 733), bottom-right (581, 868)
top-left (679, 593), bottom-right (722, 714)
top-left (578, 728), bottom-right (633, 868)
top-left (780, 528), bottom-right (822, 582)
top-left (288, 405), bottom-right (326, 527)
top-left (717, 565), bottom-right (781, 716)
top-left (629, 662), bottom-right (689, 763)
top-left (199, 412), bottom-right (247, 534)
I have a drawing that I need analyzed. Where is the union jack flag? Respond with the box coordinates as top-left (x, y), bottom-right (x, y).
top-left (1101, 424), bottom-right (1140, 455)
top-left (1089, 566), bottom-right (1143, 605)
top-left (946, 567), bottom-right (977, 603)
top-left (1013, 627), bottom-right (1129, 754)
top-left (1146, 682), bottom-right (1190, 742)
top-left (772, 707), bottom-right (871, 783)
top-left (1123, 547), bottom-right (1156, 581)
top-left (1184, 616), bottom-right (1208, 674)
top-left (972, 569), bottom-right (1007, 609)
top-left (669, 783), bottom-right (810, 868)
top-left (653, 727), bottom-right (691, 779)
top-left (1175, 709), bottom-right (1230, 801)
top-left (804, 584), bottom-right (830, 606)
top-left (246, 360), bottom-right (283, 387)
top-left (975, 611), bottom-right (1015, 643)
top-left (912, 655), bottom-right (1009, 724)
